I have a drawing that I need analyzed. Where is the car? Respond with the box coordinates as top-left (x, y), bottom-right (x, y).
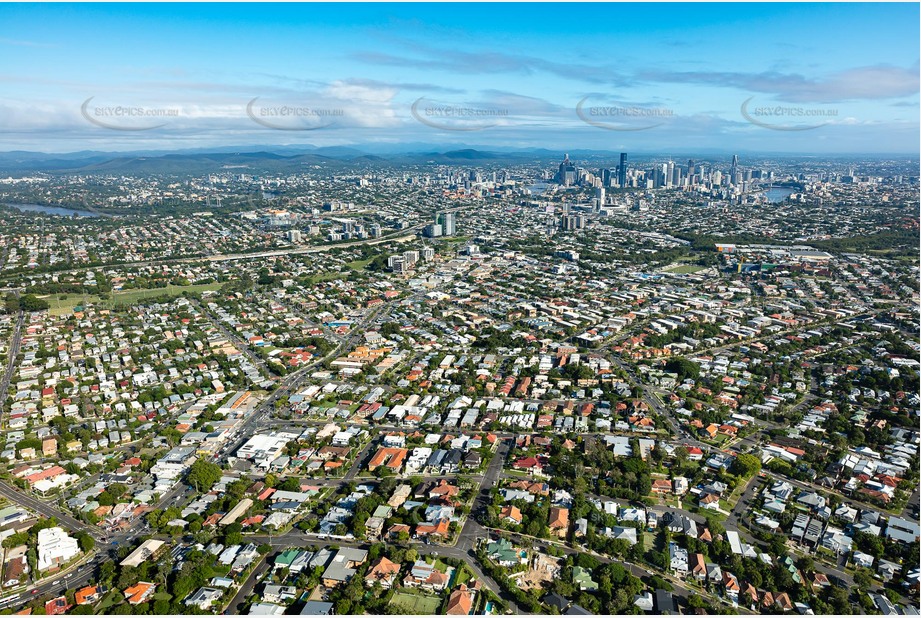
top-left (30, 590), bottom-right (38, 595)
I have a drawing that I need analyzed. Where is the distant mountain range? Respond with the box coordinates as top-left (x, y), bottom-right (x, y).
top-left (0, 145), bottom-right (907, 175)
top-left (0, 145), bottom-right (575, 174)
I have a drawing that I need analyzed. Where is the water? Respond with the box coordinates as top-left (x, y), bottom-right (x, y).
top-left (763, 187), bottom-right (794, 203)
top-left (527, 182), bottom-right (549, 195)
top-left (3, 203), bottom-right (100, 217)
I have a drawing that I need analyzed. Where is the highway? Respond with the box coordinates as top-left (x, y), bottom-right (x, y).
top-left (0, 481), bottom-right (103, 540)
top-left (0, 200), bottom-right (481, 286)
top-left (0, 231), bottom-right (420, 285)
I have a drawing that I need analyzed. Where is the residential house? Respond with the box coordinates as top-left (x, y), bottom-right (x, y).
top-left (500, 505), bottom-right (523, 526)
top-left (365, 557), bottom-right (401, 589)
top-left (689, 553), bottom-right (707, 581)
top-left (669, 543), bottom-right (688, 576)
top-left (123, 582), bottom-right (156, 605)
top-left (573, 566), bottom-right (598, 592)
top-left (403, 560), bottom-right (451, 592)
top-left (185, 587), bottom-right (224, 610)
top-left (548, 507), bottom-right (569, 538)
top-left (445, 585), bottom-right (475, 615)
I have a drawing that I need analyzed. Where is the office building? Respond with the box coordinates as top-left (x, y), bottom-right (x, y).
top-left (601, 168), bottom-right (612, 186)
top-left (618, 153), bottom-right (628, 188)
top-left (594, 187), bottom-right (605, 211)
top-left (442, 212), bottom-right (456, 236)
top-left (557, 154), bottom-right (577, 186)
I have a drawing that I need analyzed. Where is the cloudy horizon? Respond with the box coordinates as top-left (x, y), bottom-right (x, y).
top-left (1, 3), bottom-right (918, 154)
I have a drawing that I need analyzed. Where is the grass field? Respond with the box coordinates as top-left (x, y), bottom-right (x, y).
top-left (346, 258), bottom-right (374, 270)
top-left (663, 264), bottom-right (706, 274)
top-left (306, 259), bottom-right (374, 284)
top-left (308, 271), bottom-right (346, 284)
top-left (41, 282), bottom-right (223, 315)
top-left (45, 293), bottom-right (107, 316)
top-left (389, 591), bottom-right (442, 614)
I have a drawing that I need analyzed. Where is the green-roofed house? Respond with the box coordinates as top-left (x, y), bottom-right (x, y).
top-left (573, 566), bottom-right (598, 592)
top-left (372, 505), bottom-right (393, 519)
top-left (486, 538), bottom-right (525, 567)
top-left (274, 549), bottom-right (300, 570)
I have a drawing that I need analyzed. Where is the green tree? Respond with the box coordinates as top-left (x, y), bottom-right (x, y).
top-left (853, 568), bottom-right (874, 591)
top-left (731, 453), bottom-right (761, 479)
top-left (187, 458), bottom-right (222, 492)
top-left (76, 532), bottom-right (95, 553)
top-left (665, 357), bottom-right (700, 382)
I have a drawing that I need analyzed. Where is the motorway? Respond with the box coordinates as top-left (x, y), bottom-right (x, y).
top-left (0, 201), bottom-right (481, 286)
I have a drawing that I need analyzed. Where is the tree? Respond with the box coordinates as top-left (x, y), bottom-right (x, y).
top-left (224, 531), bottom-right (243, 546)
top-left (2, 532), bottom-right (28, 549)
top-left (853, 568), bottom-right (874, 591)
top-left (99, 561), bottom-right (116, 585)
top-left (18, 295), bottom-right (50, 312)
top-left (279, 477), bottom-right (301, 492)
top-left (76, 532), bottom-right (95, 553)
top-left (665, 358), bottom-right (700, 382)
top-left (731, 453), bottom-right (761, 479)
top-left (187, 458), bottom-right (222, 492)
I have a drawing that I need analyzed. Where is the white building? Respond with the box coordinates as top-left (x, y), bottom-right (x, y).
top-left (236, 434), bottom-right (293, 469)
top-left (37, 527), bottom-right (80, 572)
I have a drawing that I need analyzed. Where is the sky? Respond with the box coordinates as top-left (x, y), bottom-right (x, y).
top-left (0, 2), bottom-right (918, 154)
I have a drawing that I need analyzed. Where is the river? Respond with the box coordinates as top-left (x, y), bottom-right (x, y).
top-left (2, 203), bottom-right (100, 217)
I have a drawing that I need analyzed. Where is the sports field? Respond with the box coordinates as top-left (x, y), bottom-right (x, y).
top-left (389, 591), bottom-right (442, 614)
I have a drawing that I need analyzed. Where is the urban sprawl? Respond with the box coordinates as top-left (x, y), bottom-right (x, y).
top-left (0, 151), bottom-right (917, 616)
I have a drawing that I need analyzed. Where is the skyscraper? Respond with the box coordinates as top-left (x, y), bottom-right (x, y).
top-left (557, 154), bottom-right (577, 186)
top-left (442, 212), bottom-right (456, 236)
top-left (618, 153), bottom-right (628, 188)
top-left (730, 154), bottom-right (739, 184)
top-left (601, 168), bottom-right (612, 186)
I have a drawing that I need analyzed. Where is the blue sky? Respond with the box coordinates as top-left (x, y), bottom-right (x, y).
top-left (0, 3), bottom-right (917, 154)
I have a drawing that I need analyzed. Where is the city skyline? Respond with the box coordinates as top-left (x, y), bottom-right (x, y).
top-left (0, 3), bottom-right (918, 154)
